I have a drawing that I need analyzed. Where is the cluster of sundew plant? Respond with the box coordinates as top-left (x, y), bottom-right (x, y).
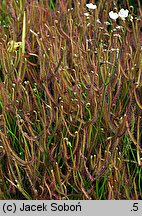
top-left (0, 0), bottom-right (142, 199)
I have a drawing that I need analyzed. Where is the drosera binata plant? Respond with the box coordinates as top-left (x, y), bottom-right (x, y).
top-left (0, 0), bottom-right (142, 200)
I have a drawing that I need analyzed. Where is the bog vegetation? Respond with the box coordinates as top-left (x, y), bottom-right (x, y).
top-left (0, 0), bottom-right (142, 199)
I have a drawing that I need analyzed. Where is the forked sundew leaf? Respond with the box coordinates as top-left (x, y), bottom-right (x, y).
top-left (22, 11), bottom-right (26, 54)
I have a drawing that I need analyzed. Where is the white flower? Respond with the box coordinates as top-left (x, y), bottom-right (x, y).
top-left (118, 8), bottom-right (129, 20)
top-left (87, 23), bottom-right (90, 27)
top-left (109, 11), bottom-right (119, 20)
top-left (84, 12), bottom-right (90, 17)
top-left (96, 19), bottom-right (101, 24)
top-left (86, 3), bottom-right (97, 10)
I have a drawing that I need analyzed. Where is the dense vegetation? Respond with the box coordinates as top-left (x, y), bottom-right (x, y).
top-left (0, 0), bottom-right (142, 199)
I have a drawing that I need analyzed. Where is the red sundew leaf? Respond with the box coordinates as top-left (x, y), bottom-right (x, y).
top-left (125, 119), bottom-right (142, 151)
top-left (134, 88), bottom-right (142, 109)
top-left (81, 186), bottom-right (92, 200)
top-left (81, 152), bottom-right (95, 182)
top-left (83, 159), bottom-right (95, 182)
top-left (49, 169), bottom-right (56, 191)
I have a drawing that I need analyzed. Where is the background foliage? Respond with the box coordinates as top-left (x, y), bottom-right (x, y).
top-left (0, 0), bottom-right (142, 199)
